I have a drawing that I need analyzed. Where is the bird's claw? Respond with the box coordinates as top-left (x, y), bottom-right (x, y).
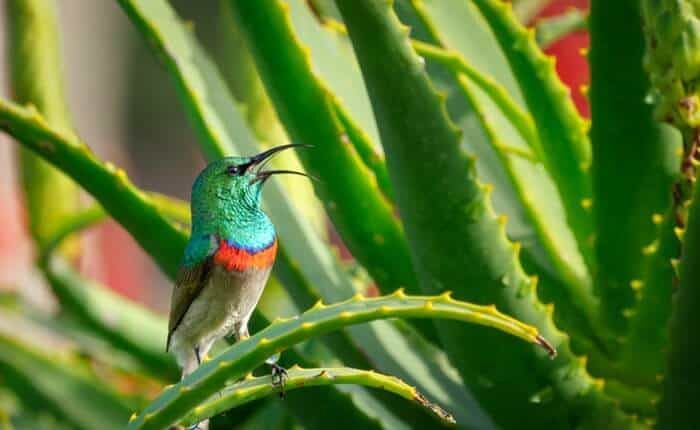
top-left (270, 363), bottom-right (288, 398)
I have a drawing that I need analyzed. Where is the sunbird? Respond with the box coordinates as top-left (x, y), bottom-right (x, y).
top-left (166, 144), bottom-right (311, 387)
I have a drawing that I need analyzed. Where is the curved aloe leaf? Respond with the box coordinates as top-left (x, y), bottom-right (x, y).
top-left (454, 76), bottom-right (603, 343)
top-left (7, 0), bottom-right (81, 250)
top-left (0, 313), bottom-right (131, 430)
top-left (335, 1), bottom-right (632, 427)
top-left (0, 99), bottom-right (187, 278)
top-left (402, 10), bottom-right (603, 352)
top-left (470, 0), bottom-right (595, 270)
top-left (126, 292), bottom-right (553, 429)
top-left (180, 366), bottom-right (455, 427)
top-left (409, 39), bottom-right (542, 160)
top-left (658, 178), bottom-right (700, 429)
top-left (402, 3), bottom-right (599, 345)
top-left (227, 0), bottom-right (419, 296)
top-left (617, 211), bottom-right (678, 388)
top-left (589, 0), bottom-right (681, 350)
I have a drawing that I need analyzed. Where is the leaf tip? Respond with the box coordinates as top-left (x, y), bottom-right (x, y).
top-left (535, 334), bottom-right (557, 359)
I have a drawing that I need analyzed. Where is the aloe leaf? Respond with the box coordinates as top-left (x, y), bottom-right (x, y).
top-left (180, 366), bottom-right (455, 427)
top-left (0, 100), bottom-right (188, 278)
top-left (286, 0), bottom-right (381, 145)
top-left (535, 8), bottom-right (588, 48)
top-left (402, 1), bottom-right (593, 309)
top-left (335, 1), bottom-right (635, 427)
top-left (7, 0), bottom-right (81, 251)
top-left (616, 211), bottom-right (678, 388)
top-left (126, 292), bottom-right (552, 429)
top-left (228, 0), bottom-right (419, 295)
top-left (410, 39), bottom-right (542, 159)
top-left (0, 313), bottom-right (132, 430)
top-left (657, 181), bottom-right (700, 429)
top-left (285, 0), bottom-right (394, 199)
top-left (589, 0), bottom-right (682, 351)
top-left (470, 0), bottom-right (595, 270)
top-left (404, 12), bottom-right (603, 352)
top-left (454, 76), bottom-right (604, 344)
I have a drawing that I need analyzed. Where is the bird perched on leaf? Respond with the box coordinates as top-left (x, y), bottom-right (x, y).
top-left (167, 144), bottom-right (312, 391)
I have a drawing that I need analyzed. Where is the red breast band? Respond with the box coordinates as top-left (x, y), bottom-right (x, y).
top-left (213, 239), bottom-right (278, 272)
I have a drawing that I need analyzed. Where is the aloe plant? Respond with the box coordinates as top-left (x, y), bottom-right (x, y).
top-left (1, 0), bottom-right (698, 428)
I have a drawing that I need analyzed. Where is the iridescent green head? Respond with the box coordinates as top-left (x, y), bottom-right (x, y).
top-left (189, 144), bottom-right (311, 247)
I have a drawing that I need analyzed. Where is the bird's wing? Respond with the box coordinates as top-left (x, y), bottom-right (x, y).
top-left (166, 234), bottom-right (217, 350)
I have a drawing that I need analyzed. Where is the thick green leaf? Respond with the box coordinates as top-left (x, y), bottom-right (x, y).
top-left (589, 0), bottom-right (681, 353)
top-left (404, 17), bottom-right (603, 353)
top-left (286, 0), bottom-right (382, 147)
top-left (402, 4), bottom-right (600, 339)
top-left (335, 1), bottom-right (633, 427)
top-left (616, 212), bottom-right (678, 388)
top-left (470, 0), bottom-right (595, 271)
top-left (657, 174), bottom-right (700, 429)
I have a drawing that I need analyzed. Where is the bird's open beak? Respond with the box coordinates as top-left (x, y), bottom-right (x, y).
top-left (248, 143), bottom-right (317, 184)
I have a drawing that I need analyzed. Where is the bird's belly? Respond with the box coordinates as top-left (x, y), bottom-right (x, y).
top-left (171, 266), bottom-right (271, 349)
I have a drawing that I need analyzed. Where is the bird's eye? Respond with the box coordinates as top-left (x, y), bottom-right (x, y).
top-left (226, 165), bottom-right (242, 176)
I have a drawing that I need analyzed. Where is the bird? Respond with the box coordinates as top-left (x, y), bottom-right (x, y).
top-left (166, 143), bottom-right (311, 388)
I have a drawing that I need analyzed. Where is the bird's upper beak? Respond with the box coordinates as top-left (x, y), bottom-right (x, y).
top-left (248, 143), bottom-right (316, 184)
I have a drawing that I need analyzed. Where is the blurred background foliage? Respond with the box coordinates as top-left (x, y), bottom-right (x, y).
top-left (0, 0), bottom-right (697, 429)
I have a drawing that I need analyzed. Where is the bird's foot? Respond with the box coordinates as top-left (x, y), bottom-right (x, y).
top-left (269, 363), bottom-right (288, 398)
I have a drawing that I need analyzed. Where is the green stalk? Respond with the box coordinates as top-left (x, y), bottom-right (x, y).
top-left (658, 170), bottom-right (700, 429)
top-left (180, 366), bottom-right (455, 427)
top-left (6, 0), bottom-right (81, 250)
top-left (126, 292), bottom-right (553, 429)
top-left (335, 0), bottom-right (632, 427)
top-left (0, 99), bottom-right (188, 278)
